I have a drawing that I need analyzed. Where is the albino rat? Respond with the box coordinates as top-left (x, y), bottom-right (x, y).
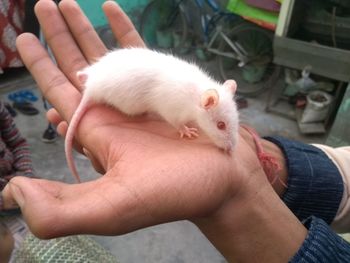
top-left (65, 48), bottom-right (239, 182)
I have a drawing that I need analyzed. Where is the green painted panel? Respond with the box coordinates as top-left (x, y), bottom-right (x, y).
top-left (76, 0), bottom-right (149, 28)
top-left (227, 0), bottom-right (279, 25)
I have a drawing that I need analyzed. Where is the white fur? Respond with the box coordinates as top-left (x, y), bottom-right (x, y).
top-left (66, 48), bottom-right (239, 182)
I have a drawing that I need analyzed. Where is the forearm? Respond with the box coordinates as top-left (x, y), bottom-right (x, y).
top-left (193, 170), bottom-right (307, 263)
top-left (290, 216), bottom-right (350, 262)
top-left (259, 137), bottom-right (288, 196)
top-left (202, 133), bottom-right (347, 262)
top-left (239, 127), bottom-right (288, 196)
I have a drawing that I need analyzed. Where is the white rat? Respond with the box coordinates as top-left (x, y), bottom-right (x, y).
top-left (65, 47), bottom-right (239, 182)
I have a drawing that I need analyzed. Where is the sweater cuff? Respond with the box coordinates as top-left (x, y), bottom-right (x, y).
top-left (264, 136), bottom-right (344, 224)
top-left (290, 216), bottom-right (350, 262)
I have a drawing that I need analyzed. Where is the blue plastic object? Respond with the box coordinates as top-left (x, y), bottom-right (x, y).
top-left (8, 90), bottom-right (38, 103)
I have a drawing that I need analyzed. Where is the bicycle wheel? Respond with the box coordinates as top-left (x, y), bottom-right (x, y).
top-left (217, 21), bottom-right (277, 96)
top-left (139, 0), bottom-right (188, 52)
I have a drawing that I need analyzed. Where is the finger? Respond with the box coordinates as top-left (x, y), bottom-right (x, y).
top-left (56, 122), bottom-right (67, 136)
top-left (2, 176), bottom-right (152, 238)
top-left (58, 0), bottom-right (107, 61)
top-left (35, 0), bottom-right (88, 88)
top-left (46, 108), bottom-right (86, 155)
top-left (103, 1), bottom-right (146, 48)
top-left (2, 177), bottom-right (97, 238)
top-left (46, 108), bottom-right (69, 136)
top-left (1, 190), bottom-right (19, 210)
top-left (46, 108), bottom-right (63, 126)
top-left (16, 33), bottom-right (80, 121)
top-left (54, 119), bottom-right (86, 155)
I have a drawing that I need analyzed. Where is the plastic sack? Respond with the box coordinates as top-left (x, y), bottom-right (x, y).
top-left (300, 90), bottom-right (333, 123)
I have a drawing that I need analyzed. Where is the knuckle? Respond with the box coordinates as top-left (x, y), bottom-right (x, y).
top-left (77, 25), bottom-right (95, 39)
top-left (44, 74), bottom-right (68, 99)
top-left (69, 56), bottom-right (88, 73)
top-left (47, 74), bottom-right (67, 90)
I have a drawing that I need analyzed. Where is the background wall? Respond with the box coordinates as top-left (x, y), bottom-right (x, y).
top-left (76, 0), bottom-right (150, 28)
top-left (75, 0), bottom-right (230, 28)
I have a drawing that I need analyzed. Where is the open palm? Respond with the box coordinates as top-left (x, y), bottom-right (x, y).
top-left (4, 0), bottom-right (263, 238)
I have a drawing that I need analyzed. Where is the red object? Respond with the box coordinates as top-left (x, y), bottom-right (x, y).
top-left (240, 124), bottom-right (286, 187)
top-left (244, 0), bottom-right (281, 12)
top-left (0, 0), bottom-right (25, 73)
top-left (295, 97), bottom-right (307, 108)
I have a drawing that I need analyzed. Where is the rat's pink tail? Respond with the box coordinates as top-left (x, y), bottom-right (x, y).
top-left (65, 96), bottom-right (91, 183)
top-left (241, 124), bottom-right (286, 187)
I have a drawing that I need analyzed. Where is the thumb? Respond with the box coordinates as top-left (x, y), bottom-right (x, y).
top-left (2, 177), bottom-right (69, 238)
top-left (2, 176), bottom-right (140, 238)
top-left (3, 177), bottom-right (63, 208)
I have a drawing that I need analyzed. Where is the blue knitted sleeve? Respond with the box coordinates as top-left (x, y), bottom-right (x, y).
top-left (290, 216), bottom-right (350, 263)
top-left (264, 136), bottom-right (344, 224)
top-left (264, 136), bottom-right (348, 262)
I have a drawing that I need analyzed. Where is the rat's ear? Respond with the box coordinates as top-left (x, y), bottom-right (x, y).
top-left (223, 79), bottom-right (237, 94)
top-left (201, 89), bottom-right (219, 110)
top-left (77, 71), bottom-right (88, 84)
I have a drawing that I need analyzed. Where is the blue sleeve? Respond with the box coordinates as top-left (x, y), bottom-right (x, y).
top-left (289, 216), bottom-right (350, 263)
top-left (264, 137), bottom-right (349, 262)
top-left (264, 136), bottom-right (344, 224)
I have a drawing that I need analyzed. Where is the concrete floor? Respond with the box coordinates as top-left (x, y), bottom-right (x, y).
top-left (0, 54), bottom-right (326, 262)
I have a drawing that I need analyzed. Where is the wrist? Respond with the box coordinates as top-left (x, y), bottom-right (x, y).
top-left (239, 127), bottom-right (288, 196)
top-left (193, 168), bottom-right (306, 263)
top-left (260, 138), bottom-right (288, 196)
top-left (265, 136), bottom-right (344, 225)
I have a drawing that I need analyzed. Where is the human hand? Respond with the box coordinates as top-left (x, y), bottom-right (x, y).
top-left (2, 0), bottom-right (249, 236)
top-left (2, 1), bottom-right (304, 262)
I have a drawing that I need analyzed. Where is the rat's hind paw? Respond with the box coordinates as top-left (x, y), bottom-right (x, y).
top-left (179, 125), bottom-right (199, 139)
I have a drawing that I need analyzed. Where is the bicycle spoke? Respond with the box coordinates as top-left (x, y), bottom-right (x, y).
top-left (216, 21), bottom-right (277, 96)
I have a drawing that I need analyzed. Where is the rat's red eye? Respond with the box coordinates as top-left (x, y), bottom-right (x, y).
top-left (217, 121), bottom-right (226, 130)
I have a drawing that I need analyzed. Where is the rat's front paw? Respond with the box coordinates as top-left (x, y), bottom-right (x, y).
top-left (178, 125), bottom-right (199, 139)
